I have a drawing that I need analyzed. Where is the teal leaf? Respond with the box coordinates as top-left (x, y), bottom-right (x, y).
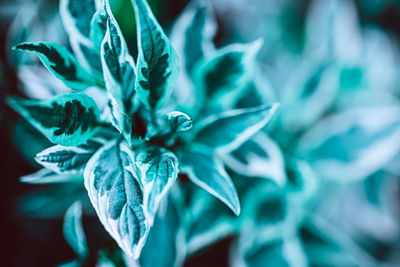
top-left (84, 139), bottom-right (149, 258)
top-left (19, 183), bottom-right (88, 218)
top-left (20, 168), bottom-right (83, 184)
top-left (14, 42), bottom-right (98, 91)
top-left (35, 139), bottom-right (103, 174)
top-left (132, 0), bottom-right (180, 111)
top-left (135, 146), bottom-right (179, 219)
top-left (90, 6), bottom-right (108, 51)
top-left (297, 106), bottom-right (400, 182)
top-left (96, 251), bottom-right (117, 267)
top-left (60, 0), bottom-right (103, 76)
top-left (167, 0), bottom-right (216, 117)
top-left (138, 193), bottom-right (184, 267)
top-left (57, 260), bottom-right (81, 267)
top-left (242, 184), bottom-right (288, 229)
top-left (7, 93), bottom-right (101, 146)
top-left (167, 111), bottom-right (193, 133)
top-left (12, 119), bottom-right (52, 166)
top-left (194, 40), bottom-right (262, 110)
top-left (280, 59), bottom-right (339, 131)
top-left (300, 217), bottom-right (380, 267)
top-left (221, 132), bottom-right (286, 186)
top-left (172, 0), bottom-right (216, 75)
top-left (186, 189), bottom-right (239, 254)
top-left (232, 235), bottom-right (307, 267)
top-left (100, 2), bottom-right (136, 140)
top-left (179, 145), bottom-right (240, 215)
top-left (194, 103), bottom-right (279, 153)
top-left (63, 201), bottom-right (89, 259)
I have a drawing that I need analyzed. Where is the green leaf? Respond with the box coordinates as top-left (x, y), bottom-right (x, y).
top-left (84, 139), bottom-right (149, 258)
top-left (138, 193), bottom-right (184, 267)
top-left (135, 146), bottom-right (179, 219)
top-left (35, 139), bottom-right (103, 174)
top-left (194, 40), bottom-right (262, 110)
top-left (63, 201), bottom-right (89, 259)
top-left (14, 42), bottom-right (98, 91)
top-left (179, 145), bottom-right (240, 215)
top-left (20, 168), bottom-right (83, 184)
top-left (221, 132), bottom-right (286, 186)
top-left (194, 103), bottom-right (279, 153)
top-left (100, 2), bottom-right (136, 141)
top-left (60, 0), bottom-right (103, 76)
top-left (132, 0), bottom-right (180, 111)
top-left (7, 93), bottom-right (101, 146)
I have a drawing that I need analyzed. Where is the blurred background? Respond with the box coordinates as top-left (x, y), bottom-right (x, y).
top-left (1, 0), bottom-right (400, 266)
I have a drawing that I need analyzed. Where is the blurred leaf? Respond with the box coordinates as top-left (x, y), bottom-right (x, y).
top-left (194, 104), bottom-right (278, 153)
top-left (221, 132), bottom-right (286, 186)
top-left (298, 106), bottom-right (400, 182)
top-left (20, 168), bottom-right (83, 184)
top-left (63, 201), bottom-right (89, 259)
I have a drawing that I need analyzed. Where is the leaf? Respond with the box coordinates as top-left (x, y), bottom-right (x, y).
top-left (90, 5), bottom-right (108, 51)
top-left (186, 189), bottom-right (239, 254)
top-left (167, 111), bottom-right (193, 133)
top-left (7, 93), bottom-right (101, 146)
top-left (84, 139), bottom-right (149, 258)
top-left (60, 0), bottom-right (103, 76)
top-left (194, 40), bottom-right (262, 110)
top-left (20, 168), bottom-right (83, 184)
top-left (232, 235), bottom-right (307, 267)
top-left (35, 139), bottom-right (103, 174)
top-left (57, 260), bottom-right (81, 267)
top-left (280, 59), bottom-right (339, 131)
top-left (63, 201), bottom-right (89, 258)
top-left (14, 42), bottom-right (98, 91)
top-left (96, 251), bottom-right (118, 267)
top-left (221, 132), bottom-right (286, 186)
top-left (242, 183), bottom-right (288, 229)
top-left (174, 0), bottom-right (216, 75)
top-left (19, 183), bottom-right (89, 218)
top-left (179, 145), bottom-right (240, 215)
top-left (135, 146), bottom-right (179, 219)
top-left (12, 119), bottom-right (52, 166)
top-left (138, 193), bottom-right (184, 267)
top-left (297, 106), bottom-right (400, 182)
top-left (194, 103), bottom-right (279, 153)
top-left (100, 2), bottom-right (136, 141)
top-left (300, 217), bottom-right (380, 267)
top-left (132, 0), bottom-right (180, 111)
top-left (167, 0), bottom-right (216, 117)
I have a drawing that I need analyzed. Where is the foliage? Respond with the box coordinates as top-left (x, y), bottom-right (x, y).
top-left (3, 0), bottom-right (400, 266)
